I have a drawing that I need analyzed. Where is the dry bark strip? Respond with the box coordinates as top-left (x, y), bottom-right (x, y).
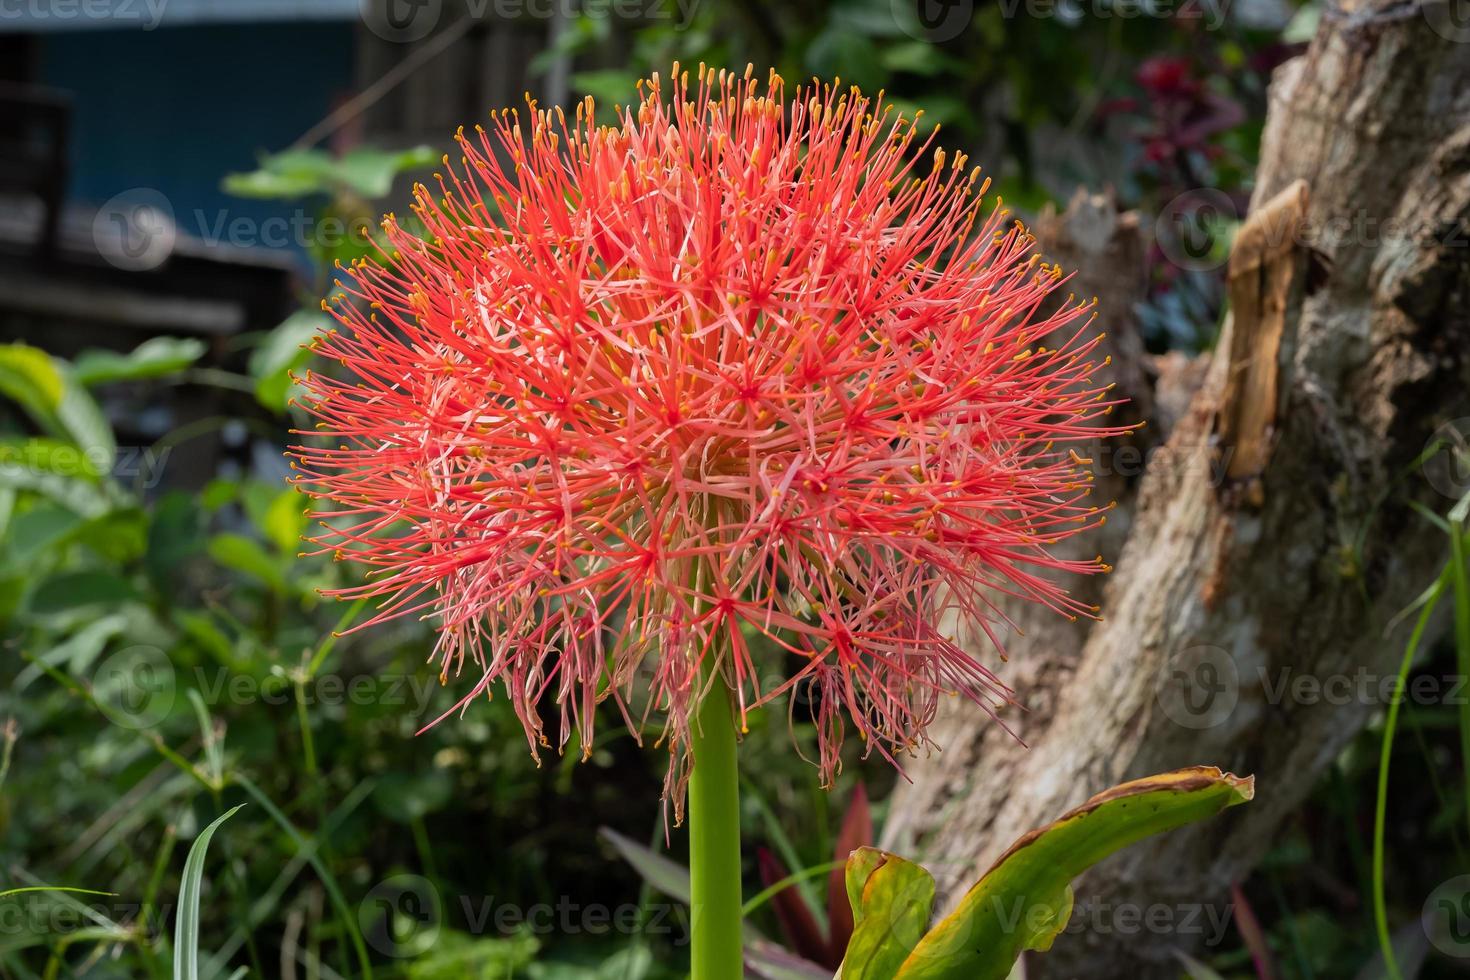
top-left (881, 1), bottom-right (1470, 974)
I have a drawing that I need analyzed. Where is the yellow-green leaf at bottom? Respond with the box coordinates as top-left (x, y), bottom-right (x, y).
top-left (894, 766), bottom-right (1254, 980)
top-left (839, 848), bottom-right (935, 980)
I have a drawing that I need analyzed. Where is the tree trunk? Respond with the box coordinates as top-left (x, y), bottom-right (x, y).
top-left (881, 2), bottom-right (1470, 975)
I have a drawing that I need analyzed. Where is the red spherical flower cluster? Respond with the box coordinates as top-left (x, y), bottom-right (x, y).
top-left (292, 65), bottom-right (1125, 816)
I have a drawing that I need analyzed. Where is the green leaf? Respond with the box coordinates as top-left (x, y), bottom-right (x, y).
top-left (528, 12), bottom-right (607, 75)
top-left (846, 847), bottom-right (888, 924)
top-left (598, 827), bottom-right (692, 905)
top-left (73, 337), bottom-right (206, 386)
top-left (201, 478), bottom-right (239, 511)
top-left (373, 769), bottom-right (454, 823)
top-left (144, 493), bottom-right (205, 593)
top-left (146, 492), bottom-right (205, 590)
top-left (406, 929), bottom-right (539, 980)
top-left (336, 145), bottom-right (438, 199)
top-left (839, 848), bottom-right (936, 980)
top-left (0, 343), bottom-right (64, 423)
top-left (77, 507), bottom-right (149, 563)
top-left (0, 457), bottom-right (112, 516)
top-left (223, 149), bottom-right (338, 200)
top-left (174, 805), bottom-right (243, 980)
top-left (47, 612), bottom-right (130, 675)
top-left (571, 70), bottom-right (640, 108)
top-left (28, 570), bottom-right (140, 615)
top-left (249, 311), bottom-right (328, 413)
top-left (221, 167), bottom-right (327, 199)
top-left (262, 487), bottom-right (307, 555)
top-left (883, 96), bottom-right (968, 133)
top-left (6, 504), bottom-right (84, 563)
top-left (805, 27), bottom-right (883, 92)
top-left (521, 944), bottom-right (662, 979)
top-left (0, 344), bottom-right (115, 471)
top-left (172, 609), bottom-right (242, 670)
top-left (891, 767), bottom-right (1255, 979)
top-left (829, 0), bottom-right (918, 37)
top-left (879, 42), bottom-right (962, 77)
top-left (0, 437), bottom-right (103, 482)
top-left (208, 533), bottom-right (287, 592)
top-left (223, 146), bottom-right (435, 201)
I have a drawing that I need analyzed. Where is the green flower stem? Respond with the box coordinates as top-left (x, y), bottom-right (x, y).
top-left (688, 679), bottom-right (743, 979)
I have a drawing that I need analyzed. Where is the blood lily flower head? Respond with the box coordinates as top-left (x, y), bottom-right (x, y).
top-left (291, 64), bottom-right (1128, 818)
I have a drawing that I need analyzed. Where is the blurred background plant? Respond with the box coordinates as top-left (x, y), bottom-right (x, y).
top-left (0, 0), bottom-right (1464, 976)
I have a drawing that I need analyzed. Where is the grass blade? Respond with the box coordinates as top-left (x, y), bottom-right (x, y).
top-left (1449, 514), bottom-right (1470, 848)
top-left (0, 886), bottom-right (115, 900)
top-left (174, 805), bottom-right (243, 980)
top-left (743, 776), bottom-right (826, 918)
top-left (599, 826), bottom-right (692, 905)
top-left (1373, 563), bottom-right (1448, 980)
top-left (744, 859), bottom-right (844, 917)
top-left (235, 776), bottom-right (373, 980)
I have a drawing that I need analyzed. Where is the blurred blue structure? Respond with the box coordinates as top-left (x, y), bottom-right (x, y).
top-left (1, 1), bottom-right (359, 261)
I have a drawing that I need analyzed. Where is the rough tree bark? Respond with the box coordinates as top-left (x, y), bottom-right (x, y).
top-left (881, 1), bottom-right (1470, 975)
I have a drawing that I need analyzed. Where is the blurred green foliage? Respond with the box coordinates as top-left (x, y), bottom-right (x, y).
top-left (0, 332), bottom-right (700, 975)
top-left (545, 0), bottom-right (1288, 350)
top-left (10, 3), bottom-right (1468, 977)
top-left (0, 312), bottom-right (868, 976)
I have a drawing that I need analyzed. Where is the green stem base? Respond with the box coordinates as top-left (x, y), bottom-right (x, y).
top-left (688, 682), bottom-right (743, 979)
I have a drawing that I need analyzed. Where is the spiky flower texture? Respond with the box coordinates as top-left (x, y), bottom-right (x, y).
top-left (294, 66), bottom-right (1125, 817)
